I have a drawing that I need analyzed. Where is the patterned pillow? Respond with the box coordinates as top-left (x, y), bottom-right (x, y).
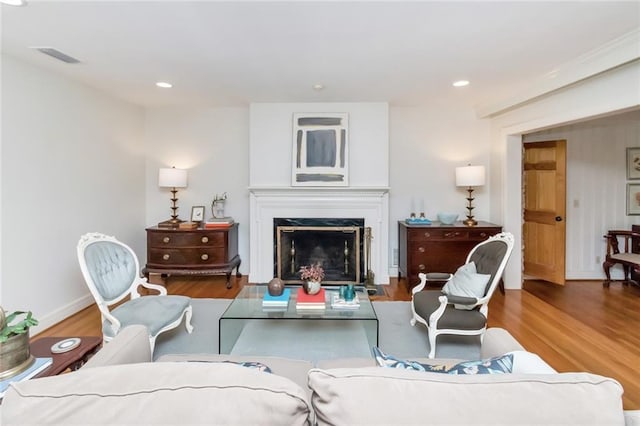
top-left (372, 346), bottom-right (448, 372)
top-left (446, 355), bottom-right (513, 375)
top-left (188, 360), bottom-right (272, 374)
top-left (372, 346), bottom-right (513, 375)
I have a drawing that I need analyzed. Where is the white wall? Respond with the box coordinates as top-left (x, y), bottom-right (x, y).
top-left (144, 102), bottom-right (491, 279)
top-left (249, 103), bottom-right (389, 188)
top-left (523, 111), bottom-right (640, 279)
top-left (144, 107), bottom-right (250, 271)
top-left (490, 60), bottom-right (640, 289)
top-left (388, 103), bottom-right (492, 272)
top-left (0, 55), bottom-right (146, 333)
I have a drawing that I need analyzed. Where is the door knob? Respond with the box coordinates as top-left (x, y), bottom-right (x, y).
top-left (555, 216), bottom-right (563, 222)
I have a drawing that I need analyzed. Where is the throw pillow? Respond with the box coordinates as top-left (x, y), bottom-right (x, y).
top-left (372, 346), bottom-right (448, 372)
top-left (442, 261), bottom-right (491, 310)
top-left (446, 354), bottom-right (513, 375)
top-left (373, 346), bottom-right (513, 375)
top-left (188, 360), bottom-right (272, 374)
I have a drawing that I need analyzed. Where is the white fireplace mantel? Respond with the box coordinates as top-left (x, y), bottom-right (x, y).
top-left (249, 186), bottom-right (390, 284)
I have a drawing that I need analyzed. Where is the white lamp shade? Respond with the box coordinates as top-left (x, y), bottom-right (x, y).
top-left (456, 165), bottom-right (485, 187)
top-left (158, 168), bottom-right (187, 188)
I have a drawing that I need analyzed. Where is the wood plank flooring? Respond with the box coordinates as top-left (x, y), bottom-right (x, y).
top-left (35, 276), bottom-right (640, 410)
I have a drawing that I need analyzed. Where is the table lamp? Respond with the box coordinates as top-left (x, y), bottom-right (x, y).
top-left (158, 167), bottom-right (188, 227)
top-left (455, 164), bottom-right (485, 227)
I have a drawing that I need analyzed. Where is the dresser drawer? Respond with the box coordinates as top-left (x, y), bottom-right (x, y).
top-left (407, 229), bottom-right (469, 241)
top-left (469, 229), bottom-right (498, 240)
top-left (398, 221), bottom-right (502, 290)
top-left (148, 248), bottom-right (226, 266)
top-left (148, 231), bottom-right (225, 248)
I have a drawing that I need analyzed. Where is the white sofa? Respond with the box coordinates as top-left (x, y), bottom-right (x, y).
top-left (2, 325), bottom-right (638, 425)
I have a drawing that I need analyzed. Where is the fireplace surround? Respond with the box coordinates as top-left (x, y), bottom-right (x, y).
top-left (249, 187), bottom-right (389, 284)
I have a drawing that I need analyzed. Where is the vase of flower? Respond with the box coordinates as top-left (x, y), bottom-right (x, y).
top-left (303, 280), bottom-right (322, 295)
top-left (299, 264), bottom-right (324, 295)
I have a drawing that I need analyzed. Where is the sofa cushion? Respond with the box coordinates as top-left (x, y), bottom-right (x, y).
top-left (157, 353), bottom-right (312, 396)
top-left (3, 362), bottom-right (311, 425)
top-left (508, 350), bottom-right (558, 374)
top-left (83, 325), bottom-right (150, 368)
top-left (308, 367), bottom-right (624, 425)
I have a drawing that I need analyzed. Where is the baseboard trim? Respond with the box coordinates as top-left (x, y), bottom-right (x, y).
top-left (31, 294), bottom-right (95, 337)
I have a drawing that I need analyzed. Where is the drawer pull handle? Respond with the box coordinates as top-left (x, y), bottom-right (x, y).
top-left (423, 232), bottom-right (430, 238)
top-left (418, 264), bottom-right (426, 271)
top-left (201, 236), bottom-right (209, 243)
top-left (163, 237), bottom-right (170, 243)
top-left (445, 232), bottom-right (452, 237)
top-left (201, 254), bottom-right (209, 261)
top-left (480, 232), bottom-right (487, 237)
top-left (162, 254), bottom-right (170, 261)
top-left (418, 246), bottom-right (425, 253)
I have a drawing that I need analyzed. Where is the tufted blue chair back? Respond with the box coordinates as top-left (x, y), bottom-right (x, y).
top-left (84, 241), bottom-right (137, 301)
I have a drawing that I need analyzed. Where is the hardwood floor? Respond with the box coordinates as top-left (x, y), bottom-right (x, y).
top-left (35, 275), bottom-right (640, 409)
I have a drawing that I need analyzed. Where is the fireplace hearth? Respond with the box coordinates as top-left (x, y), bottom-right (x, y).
top-left (274, 218), bottom-right (364, 284)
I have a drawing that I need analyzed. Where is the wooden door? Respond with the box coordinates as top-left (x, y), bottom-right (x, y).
top-left (523, 140), bottom-right (567, 285)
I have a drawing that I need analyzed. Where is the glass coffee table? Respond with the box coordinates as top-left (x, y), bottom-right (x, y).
top-left (219, 285), bottom-right (378, 361)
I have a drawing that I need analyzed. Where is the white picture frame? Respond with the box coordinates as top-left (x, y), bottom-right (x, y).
top-left (190, 205), bottom-right (205, 222)
top-left (291, 112), bottom-right (349, 186)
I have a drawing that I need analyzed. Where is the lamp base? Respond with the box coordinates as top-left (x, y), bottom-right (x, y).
top-left (158, 218), bottom-right (184, 228)
top-left (463, 217), bottom-right (478, 227)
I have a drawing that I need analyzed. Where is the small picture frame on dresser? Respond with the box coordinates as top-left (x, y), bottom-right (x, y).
top-left (191, 206), bottom-right (205, 222)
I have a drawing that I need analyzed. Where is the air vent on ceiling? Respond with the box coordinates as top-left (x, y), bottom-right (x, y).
top-left (31, 47), bottom-right (80, 64)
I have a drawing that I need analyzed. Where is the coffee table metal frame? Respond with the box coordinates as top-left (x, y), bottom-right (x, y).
top-left (219, 285), bottom-right (378, 354)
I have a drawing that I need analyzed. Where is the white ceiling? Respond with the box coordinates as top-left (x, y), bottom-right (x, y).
top-left (2, 1), bottom-right (639, 109)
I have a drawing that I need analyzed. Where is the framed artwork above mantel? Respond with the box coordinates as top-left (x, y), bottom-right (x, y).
top-left (291, 112), bottom-right (349, 186)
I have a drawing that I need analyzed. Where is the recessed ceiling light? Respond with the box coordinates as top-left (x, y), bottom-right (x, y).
top-left (156, 82), bottom-right (173, 88)
top-left (0, 0), bottom-right (27, 6)
top-left (312, 84), bottom-right (324, 91)
top-left (453, 80), bottom-right (470, 87)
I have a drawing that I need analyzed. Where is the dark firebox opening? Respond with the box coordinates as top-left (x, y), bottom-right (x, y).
top-left (274, 218), bottom-right (364, 284)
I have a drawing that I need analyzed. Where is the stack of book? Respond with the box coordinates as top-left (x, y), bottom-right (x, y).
top-left (178, 221), bottom-right (198, 229)
top-left (331, 293), bottom-right (361, 310)
top-left (204, 217), bottom-right (234, 229)
top-left (262, 288), bottom-right (290, 309)
top-left (296, 287), bottom-right (326, 310)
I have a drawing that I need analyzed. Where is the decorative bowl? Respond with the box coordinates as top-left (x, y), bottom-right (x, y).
top-left (437, 213), bottom-right (458, 225)
top-left (267, 277), bottom-right (284, 296)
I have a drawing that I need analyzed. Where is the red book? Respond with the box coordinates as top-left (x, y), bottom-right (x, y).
top-left (296, 287), bottom-right (325, 304)
top-left (204, 223), bottom-right (232, 229)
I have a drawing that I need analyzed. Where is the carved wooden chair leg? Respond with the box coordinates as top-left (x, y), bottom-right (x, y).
top-left (603, 260), bottom-right (613, 288)
top-left (623, 265), bottom-right (631, 285)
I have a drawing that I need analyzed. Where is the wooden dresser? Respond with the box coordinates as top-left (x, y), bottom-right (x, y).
top-left (143, 224), bottom-right (241, 288)
top-left (398, 221), bottom-right (501, 290)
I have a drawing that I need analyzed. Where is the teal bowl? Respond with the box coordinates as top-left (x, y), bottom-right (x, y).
top-left (437, 213), bottom-right (458, 225)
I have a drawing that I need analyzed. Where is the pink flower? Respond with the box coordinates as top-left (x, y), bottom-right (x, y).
top-left (299, 264), bottom-right (325, 282)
